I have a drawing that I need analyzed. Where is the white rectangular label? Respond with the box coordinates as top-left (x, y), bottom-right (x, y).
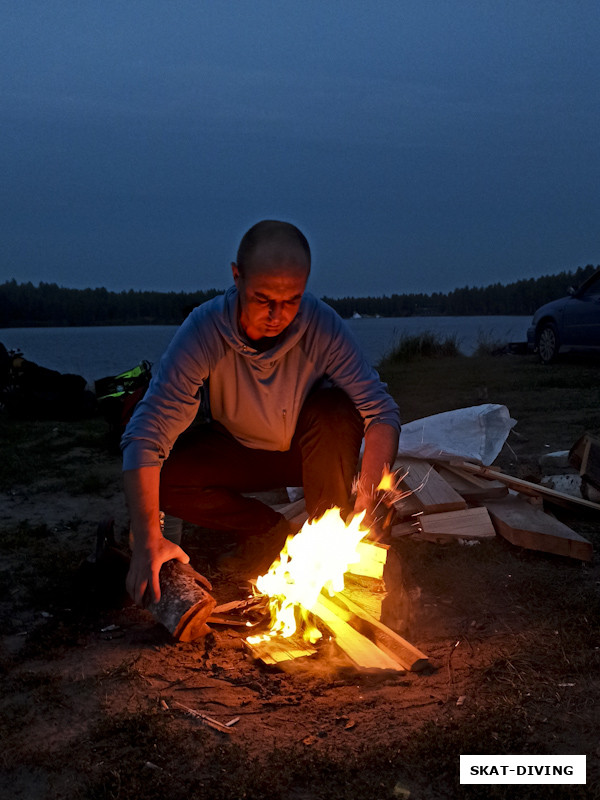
top-left (460, 755), bottom-right (586, 784)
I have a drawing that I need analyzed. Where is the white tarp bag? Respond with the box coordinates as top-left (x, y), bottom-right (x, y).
top-left (397, 403), bottom-right (516, 466)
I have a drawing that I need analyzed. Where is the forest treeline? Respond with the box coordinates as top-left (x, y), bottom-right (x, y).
top-left (324, 264), bottom-right (598, 318)
top-left (0, 264), bottom-right (597, 327)
top-left (0, 284), bottom-right (222, 327)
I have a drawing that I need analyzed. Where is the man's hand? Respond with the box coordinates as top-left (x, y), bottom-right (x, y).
top-left (353, 421), bottom-right (399, 543)
top-left (353, 491), bottom-right (391, 543)
top-left (126, 535), bottom-right (190, 607)
top-left (123, 466), bottom-right (190, 606)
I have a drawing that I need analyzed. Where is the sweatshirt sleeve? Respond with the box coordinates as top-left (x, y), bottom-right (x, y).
top-left (120, 311), bottom-right (212, 471)
top-left (317, 305), bottom-right (401, 434)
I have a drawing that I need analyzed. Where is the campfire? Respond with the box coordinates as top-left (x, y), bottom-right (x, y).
top-left (249, 507), bottom-right (369, 645)
top-left (244, 470), bottom-right (429, 673)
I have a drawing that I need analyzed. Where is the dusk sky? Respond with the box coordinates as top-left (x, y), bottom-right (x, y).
top-left (2, 1), bottom-right (599, 298)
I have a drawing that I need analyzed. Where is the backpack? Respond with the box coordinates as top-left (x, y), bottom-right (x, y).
top-left (95, 360), bottom-right (152, 444)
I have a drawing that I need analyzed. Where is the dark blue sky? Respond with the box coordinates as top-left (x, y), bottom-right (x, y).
top-left (2, 1), bottom-right (599, 298)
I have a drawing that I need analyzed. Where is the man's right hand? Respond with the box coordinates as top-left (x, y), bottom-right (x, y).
top-left (126, 535), bottom-right (190, 607)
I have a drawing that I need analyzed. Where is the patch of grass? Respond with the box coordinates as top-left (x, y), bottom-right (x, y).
top-left (379, 331), bottom-right (462, 365)
top-left (0, 670), bottom-right (67, 753)
top-left (0, 519), bottom-right (88, 631)
top-left (472, 334), bottom-right (509, 357)
top-left (379, 352), bottom-right (600, 470)
top-left (0, 416), bottom-right (112, 490)
top-left (67, 470), bottom-right (115, 495)
top-left (2, 701), bottom-right (590, 800)
top-left (74, 710), bottom-right (286, 800)
top-left (74, 705), bottom-right (588, 800)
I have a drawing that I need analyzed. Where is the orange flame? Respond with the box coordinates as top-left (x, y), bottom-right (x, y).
top-left (376, 465), bottom-right (395, 492)
top-left (247, 507), bottom-right (368, 644)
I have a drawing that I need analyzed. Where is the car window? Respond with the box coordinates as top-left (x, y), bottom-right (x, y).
top-left (579, 275), bottom-right (600, 301)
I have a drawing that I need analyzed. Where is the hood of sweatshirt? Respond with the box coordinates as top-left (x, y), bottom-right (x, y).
top-left (211, 285), bottom-right (320, 366)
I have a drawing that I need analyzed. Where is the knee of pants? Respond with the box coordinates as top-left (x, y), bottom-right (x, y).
top-left (298, 387), bottom-right (363, 441)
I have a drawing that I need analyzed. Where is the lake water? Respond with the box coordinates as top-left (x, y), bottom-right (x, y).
top-left (0, 315), bottom-right (530, 385)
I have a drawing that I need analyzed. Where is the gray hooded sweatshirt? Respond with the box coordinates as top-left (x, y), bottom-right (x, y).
top-left (121, 286), bottom-right (400, 471)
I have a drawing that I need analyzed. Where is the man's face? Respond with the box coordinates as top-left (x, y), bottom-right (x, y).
top-left (232, 251), bottom-right (309, 341)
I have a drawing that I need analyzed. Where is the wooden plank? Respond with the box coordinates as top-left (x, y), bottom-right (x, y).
top-left (569, 433), bottom-right (599, 470)
top-left (395, 457), bottom-right (467, 514)
top-left (346, 539), bottom-right (389, 580)
top-left (244, 634), bottom-right (317, 665)
top-left (310, 596), bottom-right (404, 672)
top-left (346, 542), bottom-right (412, 634)
top-left (341, 565), bottom-right (410, 635)
top-left (580, 435), bottom-right (600, 490)
top-left (339, 576), bottom-right (386, 621)
top-left (411, 506), bottom-right (496, 543)
top-left (391, 518), bottom-right (423, 538)
top-left (451, 460), bottom-right (600, 513)
top-left (356, 539), bottom-right (388, 563)
top-left (434, 463), bottom-right (508, 502)
top-left (347, 545), bottom-right (410, 635)
top-left (319, 592), bottom-right (429, 672)
top-left (485, 495), bottom-right (593, 562)
top-left (391, 493), bottom-right (423, 520)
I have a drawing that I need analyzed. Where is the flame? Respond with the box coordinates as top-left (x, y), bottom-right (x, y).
top-left (377, 466), bottom-right (395, 492)
top-left (248, 507), bottom-right (368, 644)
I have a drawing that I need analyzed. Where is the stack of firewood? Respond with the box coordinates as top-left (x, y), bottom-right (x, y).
top-left (243, 534), bottom-right (428, 673)
top-left (390, 455), bottom-right (596, 563)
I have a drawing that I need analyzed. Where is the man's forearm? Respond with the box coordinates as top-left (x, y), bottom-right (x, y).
top-left (123, 465), bottom-right (190, 606)
top-left (123, 466), bottom-right (163, 546)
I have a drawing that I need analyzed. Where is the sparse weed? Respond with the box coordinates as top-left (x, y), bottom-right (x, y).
top-left (379, 331), bottom-right (462, 365)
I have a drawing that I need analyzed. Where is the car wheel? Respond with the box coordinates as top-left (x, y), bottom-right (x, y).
top-left (537, 322), bottom-right (560, 364)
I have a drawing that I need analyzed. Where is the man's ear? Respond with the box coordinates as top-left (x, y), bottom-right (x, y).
top-left (231, 262), bottom-right (241, 287)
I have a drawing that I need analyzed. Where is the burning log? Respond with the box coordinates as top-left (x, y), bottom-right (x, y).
top-left (244, 588), bottom-right (425, 673)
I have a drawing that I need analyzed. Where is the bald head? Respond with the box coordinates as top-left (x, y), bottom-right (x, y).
top-left (231, 221), bottom-right (311, 341)
top-left (235, 220), bottom-right (311, 279)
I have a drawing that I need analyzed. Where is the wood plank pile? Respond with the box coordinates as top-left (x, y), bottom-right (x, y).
top-left (390, 456), bottom-right (596, 562)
